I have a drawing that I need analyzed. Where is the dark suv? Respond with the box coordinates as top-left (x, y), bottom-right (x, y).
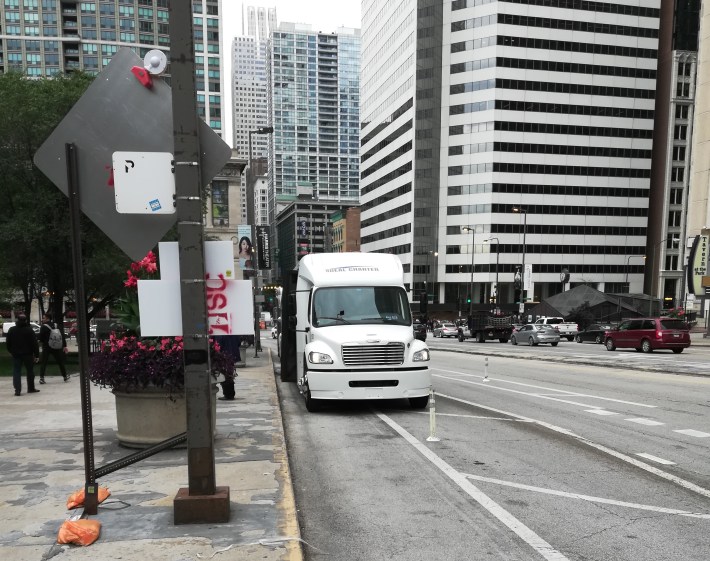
top-left (413, 320), bottom-right (427, 342)
top-left (604, 318), bottom-right (690, 353)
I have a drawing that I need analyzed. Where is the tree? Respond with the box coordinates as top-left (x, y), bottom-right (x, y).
top-left (0, 72), bottom-right (130, 325)
top-left (566, 301), bottom-right (596, 331)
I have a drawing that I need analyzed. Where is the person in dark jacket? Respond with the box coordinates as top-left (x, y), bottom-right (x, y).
top-left (38, 313), bottom-right (69, 384)
top-left (6, 314), bottom-right (40, 396)
top-left (214, 334), bottom-right (240, 400)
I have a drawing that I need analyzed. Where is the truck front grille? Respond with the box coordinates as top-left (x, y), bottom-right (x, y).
top-left (342, 343), bottom-right (405, 366)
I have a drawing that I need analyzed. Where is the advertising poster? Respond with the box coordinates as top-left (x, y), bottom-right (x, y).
top-left (236, 224), bottom-right (254, 270)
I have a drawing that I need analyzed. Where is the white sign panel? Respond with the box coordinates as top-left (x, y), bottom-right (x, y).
top-left (138, 279), bottom-right (254, 337)
top-left (158, 241), bottom-right (235, 280)
top-left (113, 151), bottom-right (175, 214)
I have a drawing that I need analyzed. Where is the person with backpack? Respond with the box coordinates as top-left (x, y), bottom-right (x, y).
top-left (6, 314), bottom-right (40, 396)
top-left (38, 313), bottom-right (69, 384)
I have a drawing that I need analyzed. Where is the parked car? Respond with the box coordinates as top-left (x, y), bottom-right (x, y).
top-left (575, 323), bottom-right (613, 344)
top-left (604, 318), bottom-right (690, 353)
top-left (511, 324), bottom-right (560, 346)
top-left (2, 321), bottom-right (41, 336)
top-left (413, 320), bottom-right (427, 342)
top-left (433, 322), bottom-right (458, 338)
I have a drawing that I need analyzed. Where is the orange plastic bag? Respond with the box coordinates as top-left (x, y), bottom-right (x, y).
top-left (57, 519), bottom-right (101, 546)
top-left (66, 486), bottom-right (111, 510)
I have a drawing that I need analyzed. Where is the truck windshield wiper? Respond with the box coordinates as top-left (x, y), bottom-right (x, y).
top-left (317, 316), bottom-right (351, 325)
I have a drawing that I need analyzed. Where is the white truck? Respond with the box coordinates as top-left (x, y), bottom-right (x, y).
top-left (534, 316), bottom-right (579, 341)
top-left (291, 253), bottom-right (431, 412)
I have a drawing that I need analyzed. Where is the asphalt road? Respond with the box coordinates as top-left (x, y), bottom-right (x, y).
top-left (267, 338), bottom-right (710, 561)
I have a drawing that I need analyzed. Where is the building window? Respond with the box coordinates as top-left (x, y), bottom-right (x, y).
top-left (211, 180), bottom-right (229, 227)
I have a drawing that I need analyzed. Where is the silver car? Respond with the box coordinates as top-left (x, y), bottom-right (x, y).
top-left (433, 322), bottom-right (458, 338)
top-left (511, 324), bottom-right (560, 346)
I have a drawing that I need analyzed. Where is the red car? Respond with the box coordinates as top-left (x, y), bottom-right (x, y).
top-left (604, 318), bottom-right (690, 353)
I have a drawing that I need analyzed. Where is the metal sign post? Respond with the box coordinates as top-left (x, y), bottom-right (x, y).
top-left (66, 143), bottom-right (98, 515)
top-left (170, 2), bottom-right (229, 524)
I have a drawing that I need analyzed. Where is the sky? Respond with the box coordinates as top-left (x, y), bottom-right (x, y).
top-left (220, 1), bottom-right (362, 146)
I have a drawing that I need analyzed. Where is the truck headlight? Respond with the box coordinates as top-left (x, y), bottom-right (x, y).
top-left (308, 351), bottom-right (333, 364)
top-left (412, 348), bottom-right (430, 362)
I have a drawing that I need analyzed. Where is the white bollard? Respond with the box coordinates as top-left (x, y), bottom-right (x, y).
top-left (426, 387), bottom-right (441, 442)
top-left (483, 356), bottom-right (490, 382)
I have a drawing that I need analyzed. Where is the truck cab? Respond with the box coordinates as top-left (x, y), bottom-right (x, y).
top-left (290, 253), bottom-right (431, 412)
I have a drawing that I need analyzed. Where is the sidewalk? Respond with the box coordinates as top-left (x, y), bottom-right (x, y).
top-left (0, 347), bottom-right (302, 561)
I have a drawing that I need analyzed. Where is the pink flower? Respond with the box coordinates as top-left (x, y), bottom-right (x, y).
top-left (130, 262), bottom-right (141, 272)
top-left (144, 262), bottom-right (158, 274)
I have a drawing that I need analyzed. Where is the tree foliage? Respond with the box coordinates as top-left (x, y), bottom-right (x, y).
top-left (565, 301), bottom-right (596, 330)
top-left (0, 71), bottom-right (130, 323)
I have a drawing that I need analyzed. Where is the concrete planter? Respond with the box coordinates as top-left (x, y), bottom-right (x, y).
top-left (113, 386), bottom-right (217, 449)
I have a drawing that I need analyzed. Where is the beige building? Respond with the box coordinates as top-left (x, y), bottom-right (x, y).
top-left (687, 4), bottom-right (710, 314)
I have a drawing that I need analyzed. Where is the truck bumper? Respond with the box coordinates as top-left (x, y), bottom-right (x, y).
top-left (305, 368), bottom-right (431, 400)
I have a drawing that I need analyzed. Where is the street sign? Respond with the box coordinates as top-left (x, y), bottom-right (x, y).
top-left (113, 151), bottom-right (175, 214)
top-left (33, 48), bottom-right (231, 260)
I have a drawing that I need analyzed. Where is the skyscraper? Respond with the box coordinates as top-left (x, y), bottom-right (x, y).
top-left (232, 6), bottom-right (277, 226)
top-left (0, 0), bottom-right (224, 137)
top-left (360, 0), bottom-right (660, 310)
top-left (266, 23), bottom-right (361, 223)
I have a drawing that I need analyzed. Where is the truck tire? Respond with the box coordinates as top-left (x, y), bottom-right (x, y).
top-left (409, 395), bottom-right (429, 409)
top-left (566, 336), bottom-right (575, 342)
top-left (499, 338), bottom-right (508, 344)
top-left (304, 386), bottom-right (321, 412)
top-left (302, 361), bottom-right (321, 412)
top-left (476, 332), bottom-right (485, 343)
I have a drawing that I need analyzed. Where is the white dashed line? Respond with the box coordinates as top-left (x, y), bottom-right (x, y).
top-left (673, 429), bottom-right (710, 438)
top-left (635, 453), bottom-right (676, 466)
top-left (586, 409), bottom-right (618, 416)
top-left (625, 418), bottom-right (665, 426)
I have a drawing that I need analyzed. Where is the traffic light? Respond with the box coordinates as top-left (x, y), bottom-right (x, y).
top-left (419, 290), bottom-right (428, 314)
top-left (466, 295), bottom-right (471, 304)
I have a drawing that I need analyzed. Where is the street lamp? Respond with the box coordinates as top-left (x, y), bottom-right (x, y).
top-left (619, 254), bottom-right (645, 318)
top-left (246, 126), bottom-right (274, 356)
top-left (512, 207), bottom-right (527, 309)
top-left (647, 236), bottom-right (680, 316)
top-left (484, 237), bottom-right (499, 305)
top-left (462, 226), bottom-right (475, 316)
top-left (426, 250), bottom-right (438, 303)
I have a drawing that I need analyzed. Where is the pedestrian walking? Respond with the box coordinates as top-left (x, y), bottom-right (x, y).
top-left (214, 334), bottom-right (240, 401)
top-left (38, 313), bottom-right (69, 384)
top-left (6, 314), bottom-right (40, 396)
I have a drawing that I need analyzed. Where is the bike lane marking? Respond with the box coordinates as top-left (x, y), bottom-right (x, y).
top-left (436, 393), bottom-right (710, 501)
top-left (377, 412), bottom-right (571, 561)
top-left (460, 473), bottom-right (709, 519)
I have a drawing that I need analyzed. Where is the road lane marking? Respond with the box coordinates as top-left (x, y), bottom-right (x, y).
top-left (435, 369), bottom-right (656, 408)
top-left (377, 412), bottom-right (571, 561)
top-left (635, 453), bottom-right (676, 466)
top-left (461, 473), bottom-right (707, 518)
top-left (434, 373), bottom-right (606, 410)
top-left (674, 429), bottom-right (710, 438)
top-left (585, 409), bottom-right (618, 416)
top-left (625, 418), bottom-right (665, 426)
top-left (437, 393), bottom-right (710, 500)
top-left (414, 412), bottom-right (526, 421)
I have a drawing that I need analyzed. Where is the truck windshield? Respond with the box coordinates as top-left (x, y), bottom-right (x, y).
top-left (312, 286), bottom-right (412, 327)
